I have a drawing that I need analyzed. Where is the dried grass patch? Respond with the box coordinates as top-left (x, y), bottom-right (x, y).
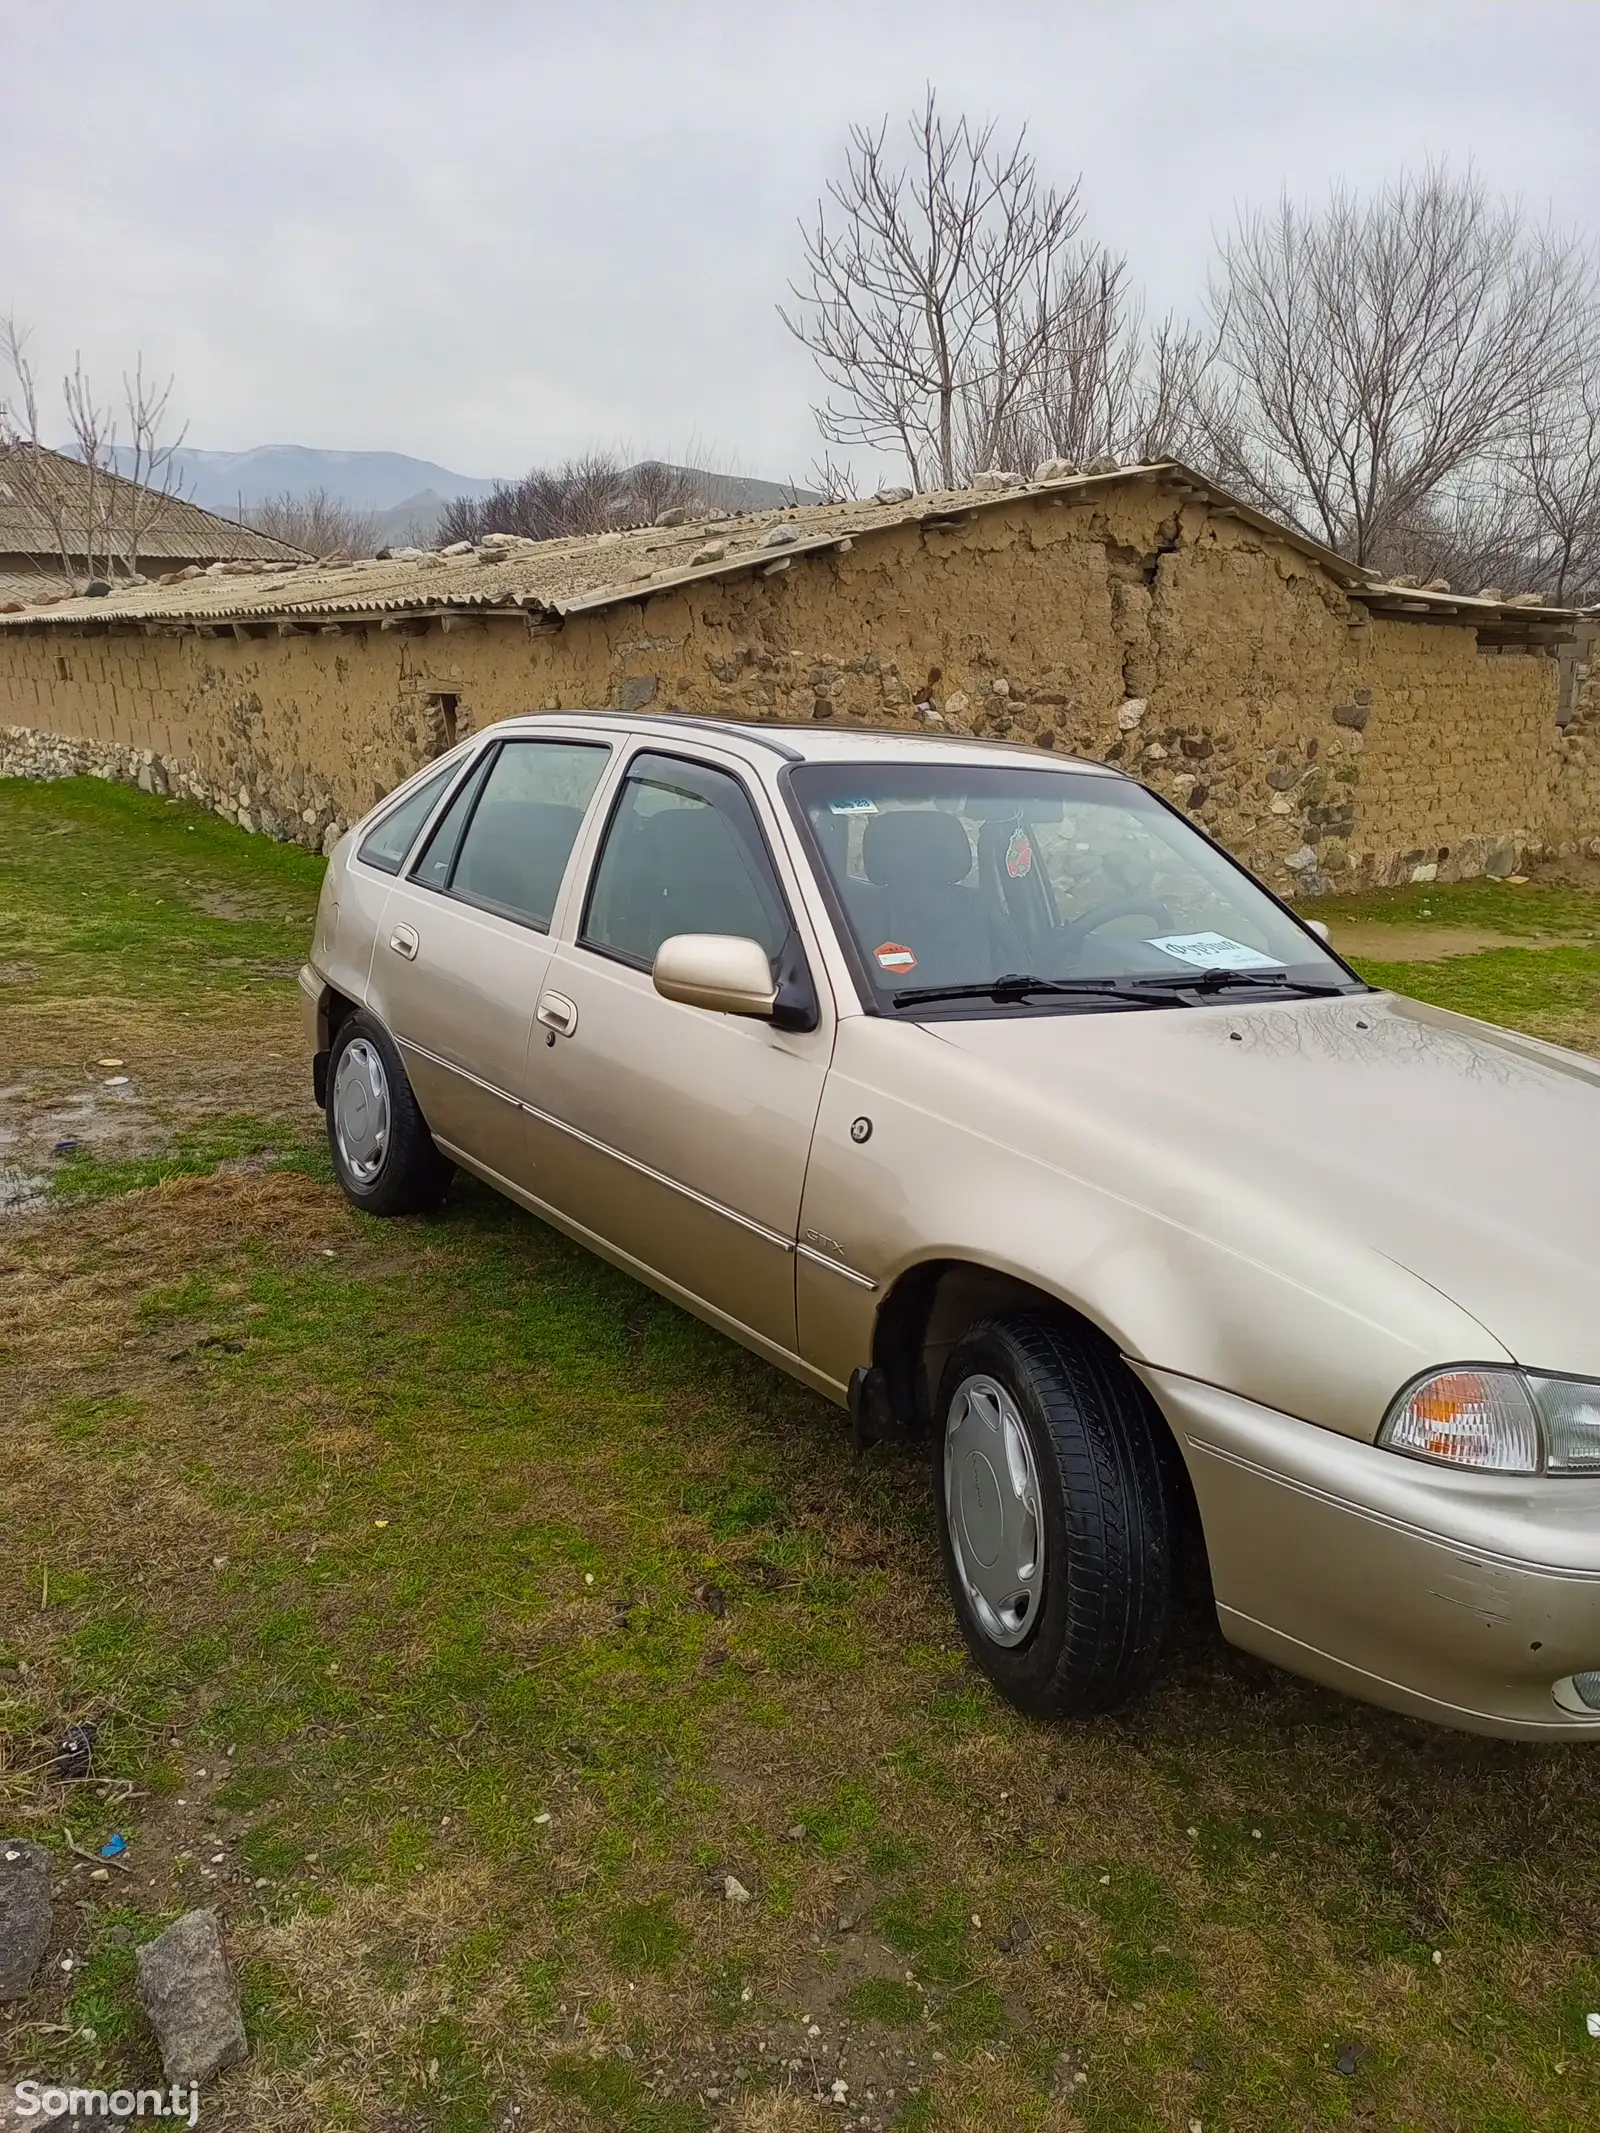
top-left (1, 1169), bottom-right (344, 1373)
top-left (230, 1867), bottom-right (514, 2121)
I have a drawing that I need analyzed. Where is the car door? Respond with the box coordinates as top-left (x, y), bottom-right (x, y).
top-left (367, 734), bottom-right (612, 1187)
top-left (525, 746), bottom-right (834, 1355)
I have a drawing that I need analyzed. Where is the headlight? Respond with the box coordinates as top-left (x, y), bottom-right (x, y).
top-left (1380, 1368), bottom-right (1600, 1476)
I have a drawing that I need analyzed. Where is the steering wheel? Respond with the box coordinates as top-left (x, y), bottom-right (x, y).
top-left (1056, 892), bottom-right (1175, 956)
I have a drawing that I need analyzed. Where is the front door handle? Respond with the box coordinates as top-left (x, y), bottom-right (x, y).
top-left (388, 923), bottom-right (419, 960)
top-left (536, 991), bottom-right (578, 1038)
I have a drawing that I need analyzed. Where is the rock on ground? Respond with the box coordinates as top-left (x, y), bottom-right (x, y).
top-left (134, 1908), bottom-right (248, 2085)
top-left (0, 1840), bottom-right (52, 2000)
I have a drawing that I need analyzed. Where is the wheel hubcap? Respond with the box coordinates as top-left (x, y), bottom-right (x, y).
top-left (332, 1038), bottom-right (390, 1184)
top-left (943, 1374), bottom-right (1046, 1647)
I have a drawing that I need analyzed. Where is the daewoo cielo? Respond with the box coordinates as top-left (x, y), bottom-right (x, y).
top-left (301, 714), bottom-right (1600, 1738)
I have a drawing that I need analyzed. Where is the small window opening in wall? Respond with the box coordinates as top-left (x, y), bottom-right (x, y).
top-left (425, 692), bottom-right (459, 755)
top-left (56, 656), bottom-right (71, 683)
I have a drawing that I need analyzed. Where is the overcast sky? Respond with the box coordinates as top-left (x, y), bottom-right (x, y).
top-left (4, 0), bottom-right (1599, 488)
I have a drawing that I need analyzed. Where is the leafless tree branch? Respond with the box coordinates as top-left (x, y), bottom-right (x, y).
top-left (242, 487), bottom-right (380, 558)
top-left (781, 91), bottom-right (1095, 488)
top-left (1195, 165), bottom-right (1593, 569)
top-left (438, 453), bottom-right (715, 545)
top-left (0, 316), bottom-right (187, 583)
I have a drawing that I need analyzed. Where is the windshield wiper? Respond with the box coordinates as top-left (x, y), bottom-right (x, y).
top-left (890, 967), bottom-right (1360, 1010)
top-left (890, 973), bottom-right (1191, 1010)
top-left (1127, 968), bottom-right (1354, 999)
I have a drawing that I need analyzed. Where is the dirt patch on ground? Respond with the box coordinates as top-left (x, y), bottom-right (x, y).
top-left (1328, 921), bottom-right (1584, 961)
top-left (0, 994), bottom-right (315, 1201)
top-left (181, 884), bottom-right (302, 924)
top-left (1529, 852), bottom-right (1600, 893)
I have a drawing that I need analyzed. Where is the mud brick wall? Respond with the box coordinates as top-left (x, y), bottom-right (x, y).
top-left (1545, 626), bottom-right (1600, 858)
top-left (0, 488), bottom-right (1588, 894)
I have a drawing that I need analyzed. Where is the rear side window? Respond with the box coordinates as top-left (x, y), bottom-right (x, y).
top-left (445, 740), bottom-right (609, 929)
top-left (581, 751), bottom-right (789, 968)
top-left (356, 761), bottom-right (457, 874)
top-left (410, 750), bottom-right (494, 890)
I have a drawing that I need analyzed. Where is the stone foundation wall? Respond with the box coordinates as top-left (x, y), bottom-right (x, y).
top-left (0, 487), bottom-right (1589, 893)
top-left (0, 724), bottom-right (355, 851)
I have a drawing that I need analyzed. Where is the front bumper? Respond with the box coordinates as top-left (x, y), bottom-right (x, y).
top-left (1139, 1365), bottom-right (1600, 1738)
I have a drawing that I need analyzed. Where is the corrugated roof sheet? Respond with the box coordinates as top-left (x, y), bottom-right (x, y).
top-left (1353, 579), bottom-right (1584, 627)
top-left (0, 445), bottom-right (305, 566)
top-left (0, 458), bottom-right (1582, 635)
top-left (0, 567), bottom-right (72, 605)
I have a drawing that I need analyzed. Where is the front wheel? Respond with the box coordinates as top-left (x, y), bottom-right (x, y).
top-left (934, 1315), bottom-right (1174, 1718)
top-left (326, 1011), bottom-right (453, 1215)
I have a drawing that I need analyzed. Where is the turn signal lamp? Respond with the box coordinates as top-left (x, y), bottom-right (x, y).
top-left (1381, 1370), bottom-right (1540, 1473)
top-left (1381, 1368), bottom-right (1600, 1476)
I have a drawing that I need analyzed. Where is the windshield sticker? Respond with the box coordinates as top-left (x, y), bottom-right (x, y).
top-left (828, 797), bottom-right (879, 816)
top-left (1145, 931), bottom-right (1286, 972)
top-left (873, 941), bottom-right (918, 974)
top-left (1005, 827), bottom-right (1034, 878)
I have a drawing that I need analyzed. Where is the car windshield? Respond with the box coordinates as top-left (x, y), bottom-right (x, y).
top-left (790, 760), bottom-right (1362, 1011)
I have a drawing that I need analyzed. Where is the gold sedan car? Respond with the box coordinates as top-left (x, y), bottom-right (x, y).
top-left (301, 714), bottom-right (1600, 1739)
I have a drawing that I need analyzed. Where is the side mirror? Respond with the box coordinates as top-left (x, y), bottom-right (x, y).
top-left (653, 933), bottom-right (777, 1019)
top-left (1305, 918), bottom-right (1332, 943)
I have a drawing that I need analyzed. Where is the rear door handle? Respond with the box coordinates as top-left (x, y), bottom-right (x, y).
top-left (388, 923), bottom-right (419, 960)
top-left (537, 991), bottom-right (578, 1038)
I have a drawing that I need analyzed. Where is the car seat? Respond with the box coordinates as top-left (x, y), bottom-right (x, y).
top-left (453, 799), bottom-right (584, 926)
top-left (598, 803), bottom-right (779, 961)
top-left (858, 809), bottom-right (1025, 985)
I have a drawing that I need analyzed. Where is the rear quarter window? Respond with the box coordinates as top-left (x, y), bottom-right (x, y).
top-left (357, 761), bottom-right (459, 874)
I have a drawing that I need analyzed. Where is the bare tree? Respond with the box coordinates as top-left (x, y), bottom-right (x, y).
top-left (1368, 473), bottom-right (1527, 594)
top-left (624, 458), bottom-right (715, 525)
top-left (974, 245), bottom-right (1137, 473)
top-left (806, 452), bottom-right (861, 503)
top-left (438, 453), bottom-right (713, 545)
top-left (0, 316), bottom-right (187, 583)
top-left (781, 93), bottom-right (1093, 489)
top-left (1125, 314), bottom-right (1221, 466)
top-left (1505, 324), bottom-right (1600, 603)
top-left (243, 487), bottom-right (380, 558)
top-left (1195, 166), bottom-right (1592, 569)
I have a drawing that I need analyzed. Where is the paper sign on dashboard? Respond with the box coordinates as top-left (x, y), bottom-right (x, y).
top-left (1144, 931), bottom-right (1285, 972)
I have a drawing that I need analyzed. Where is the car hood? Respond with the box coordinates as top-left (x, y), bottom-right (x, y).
top-left (923, 990), bottom-right (1600, 1377)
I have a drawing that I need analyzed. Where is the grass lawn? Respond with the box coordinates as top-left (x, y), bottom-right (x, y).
top-left (4, 777), bottom-right (1600, 2132)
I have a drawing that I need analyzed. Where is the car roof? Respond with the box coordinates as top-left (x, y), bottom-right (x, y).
top-left (489, 709), bottom-right (1127, 778)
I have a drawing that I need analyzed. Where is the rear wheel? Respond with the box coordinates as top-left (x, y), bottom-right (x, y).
top-left (326, 1010), bottom-right (453, 1215)
top-left (934, 1314), bottom-right (1174, 1717)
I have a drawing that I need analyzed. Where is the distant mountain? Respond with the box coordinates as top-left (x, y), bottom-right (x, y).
top-left (110, 445), bottom-right (502, 515)
top-left (371, 490), bottom-right (454, 549)
top-left (105, 447), bottom-right (819, 543)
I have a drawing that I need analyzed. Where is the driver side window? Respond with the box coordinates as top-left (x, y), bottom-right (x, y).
top-left (581, 752), bottom-right (790, 969)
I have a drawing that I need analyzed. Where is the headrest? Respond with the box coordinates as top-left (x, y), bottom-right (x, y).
top-left (635, 802), bottom-right (743, 876)
top-left (637, 806), bottom-right (709, 856)
top-left (862, 808), bottom-right (974, 887)
top-left (467, 799), bottom-right (580, 847)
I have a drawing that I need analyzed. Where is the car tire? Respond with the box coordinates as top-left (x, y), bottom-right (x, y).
top-left (325, 1010), bottom-right (453, 1216)
top-left (933, 1314), bottom-right (1174, 1718)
